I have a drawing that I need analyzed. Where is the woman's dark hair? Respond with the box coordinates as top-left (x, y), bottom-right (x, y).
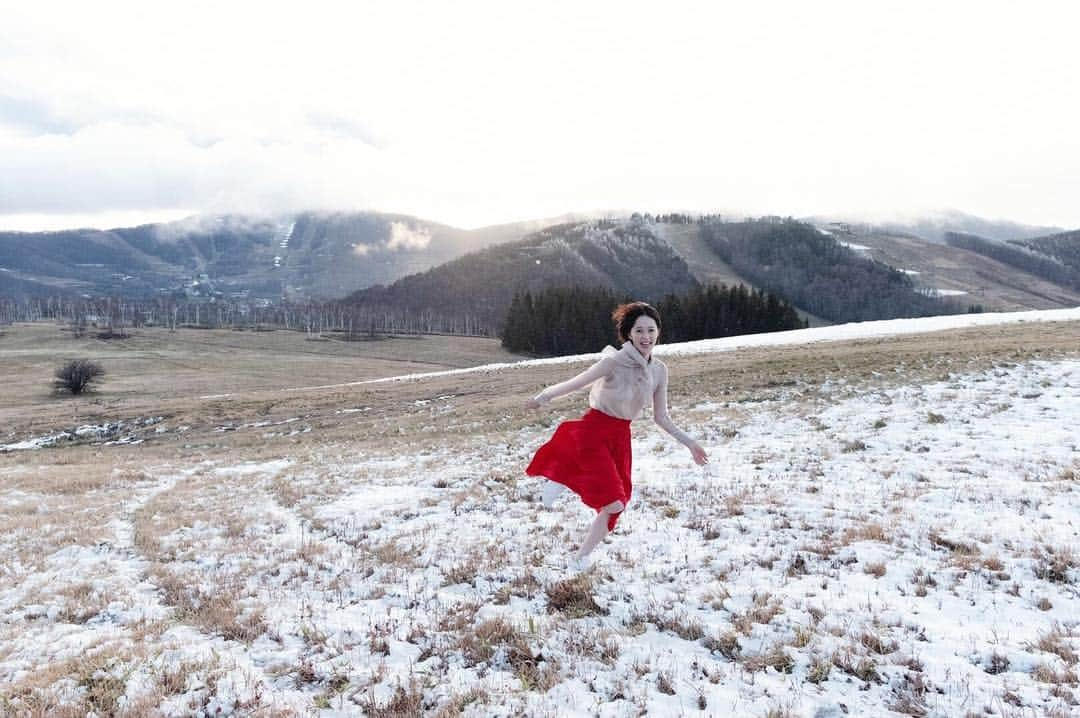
top-left (612, 302), bottom-right (662, 343)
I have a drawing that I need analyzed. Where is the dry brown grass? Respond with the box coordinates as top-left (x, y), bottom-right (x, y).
top-left (928, 529), bottom-right (979, 557)
top-left (545, 574), bottom-right (606, 618)
top-left (1032, 544), bottom-right (1078, 584)
top-left (703, 630), bottom-right (741, 660)
top-left (457, 617), bottom-right (560, 691)
top-left (53, 581), bottom-right (110, 624)
top-left (433, 687), bottom-right (489, 718)
top-left (863, 561), bottom-right (887, 578)
top-left (1032, 663), bottom-right (1080, 686)
top-left (742, 644), bottom-right (795, 674)
top-left (0, 493), bottom-right (114, 573)
top-left (149, 564), bottom-right (266, 642)
top-left (832, 649), bottom-right (881, 683)
top-left (1031, 624), bottom-right (1080, 666)
top-left (3, 319), bottom-right (1080, 714)
top-left (631, 604), bottom-right (705, 642)
top-left (0, 641), bottom-right (145, 718)
top-left (731, 592), bottom-right (784, 636)
top-left (842, 521), bottom-right (889, 545)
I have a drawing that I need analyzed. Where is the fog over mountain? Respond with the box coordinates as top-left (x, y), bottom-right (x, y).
top-left (0, 212), bottom-right (572, 301)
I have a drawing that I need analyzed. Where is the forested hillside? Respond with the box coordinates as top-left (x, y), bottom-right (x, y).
top-left (702, 220), bottom-right (974, 322)
top-left (1009, 230), bottom-right (1080, 278)
top-left (946, 231), bottom-right (1080, 292)
top-left (501, 284), bottom-right (805, 356)
top-left (346, 221), bottom-right (699, 334)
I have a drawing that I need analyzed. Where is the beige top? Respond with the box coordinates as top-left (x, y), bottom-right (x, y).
top-left (533, 343), bottom-right (693, 446)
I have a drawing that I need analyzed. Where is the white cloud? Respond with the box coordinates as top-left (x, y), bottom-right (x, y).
top-left (1, 0), bottom-right (1079, 230)
top-left (386, 222), bottom-right (431, 251)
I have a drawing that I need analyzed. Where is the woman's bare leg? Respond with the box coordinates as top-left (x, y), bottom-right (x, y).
top-left (576, 500), bottom-right (624, 559)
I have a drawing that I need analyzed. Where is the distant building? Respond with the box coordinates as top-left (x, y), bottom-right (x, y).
top-left (177, 273), bottom-right (223, 302)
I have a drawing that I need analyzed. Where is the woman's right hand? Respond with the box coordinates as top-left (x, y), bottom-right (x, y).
top-left (525, 398), bottom-right (541, 411)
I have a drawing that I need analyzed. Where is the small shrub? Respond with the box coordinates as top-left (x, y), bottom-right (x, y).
top-left (1032, 625), bottom-right (1079, 666)
top-left (806, 656), bottom-right (832, 684)
top-left (1033, 545), bottom-right (1077, 584)
top-left (703, 631), bottom-right (741, 660)
top-left (1032, 663), bottom-right (1079, 685)
top-left (841, 439), bottom-right (868, 453)
top-left (365, 677), bottom-right (425, 716)
top-left (889, 672), bottom-right (930, 716)
top-left (985, 651), bottom-right (1010, 675)
top-left (743, 645), bottom-right (794, 674)
top-left (54, 359), bottom-right (105, 395)
top-left (860, 630), bottom-right (899, 655)
top-left (928, 530), bottom-right (978, 556)
top-left (843, 522), bottom-right (889, 544)
top-left (926, 412), bottom-right (946, 424)
top-left (864, 561), bottom-right (887, 578)
top-left (545, 574), bottom-right (606, 618)
top-left (785, 553), bottom-right (808, 577)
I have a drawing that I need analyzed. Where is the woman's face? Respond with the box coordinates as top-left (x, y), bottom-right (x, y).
top-left (628, 315), bottom-right (659, 358)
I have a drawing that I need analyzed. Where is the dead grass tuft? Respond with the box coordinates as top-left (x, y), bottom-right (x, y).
top-left (859, 629), bottom-right (899, 655)
top-left (1032, 544), bottom-right (1077, 584)
top-left (842, 521), bottom-right (889, 545)
top-left (457, 617), bottom-right (559, 691)
top-left (833, 649), bottom-right (881, 683)
top-left (742, 644), bottom-right (794, 674)
top-left (545, 574), bottom-right (606, 618)
top-left (888, 671), bottom-right (930, 716)
top-left (149, 565), bottom-right (265, 642)
top-left (631, 604), bottom-right (705, 642)
top-left (806, 655), bottom-right (832, 684)
top-left (1031, 624), bottom-right (1079, 666)
top-left (1032, 663), bottom-right (1080, 686)
top-left (863, 561), bottom-right (887, 578)
top-left (54, 581), bottom-right (109, 624)
top-left (703, 630), bottom-right (741, 660)
top-left (363, 676), bottom-right (425, 717)
top-left (433, 687), bottom-right (489, 718)
top-left (928, 530), bottom-right (979, 556)
top-left (731, 592), bottom-right (784, 636)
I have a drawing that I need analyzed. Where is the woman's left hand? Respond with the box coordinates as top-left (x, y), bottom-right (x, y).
top-left (688, 441), bottom-right (709, 466)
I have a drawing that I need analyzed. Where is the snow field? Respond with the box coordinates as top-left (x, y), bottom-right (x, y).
top-left (0, 359), bottom-right (1078, 716)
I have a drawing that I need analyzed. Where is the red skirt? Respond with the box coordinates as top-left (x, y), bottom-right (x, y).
top-left (526, 408), bottom-right (632, 531)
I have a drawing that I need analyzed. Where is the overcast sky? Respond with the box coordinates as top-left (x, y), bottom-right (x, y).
top-left (2, 0), bottom-right (1078, 231)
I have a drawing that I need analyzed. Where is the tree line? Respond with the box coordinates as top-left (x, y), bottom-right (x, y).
top-left (0, 295), bottom-right (495, 339)
top-left (702, 220), bottom-right (978, 323)
top-left (501, 283), bottom-right (806, 356)
top-left (947, 231), bottom-right (1080, 292)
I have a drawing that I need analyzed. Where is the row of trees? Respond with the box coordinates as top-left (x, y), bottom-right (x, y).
top-left (702, 220), bottom-right (976, 323)
top-left (947, 232), bottom-right (1080, 291)
top-left (501, 283), bottom-right (806, 356)
top-left (0, 295), bottom-right (495, 338)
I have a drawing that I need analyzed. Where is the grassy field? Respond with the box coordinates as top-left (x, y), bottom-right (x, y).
top-left (1, 318), bottom-right (1078, 716)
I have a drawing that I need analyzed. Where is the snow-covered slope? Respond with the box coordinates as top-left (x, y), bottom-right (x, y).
top-left (1, 309), bottom-right (1077, 717)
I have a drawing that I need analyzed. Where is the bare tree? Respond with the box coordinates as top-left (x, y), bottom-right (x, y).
top-left (54, 359), bottom-right (106, 395)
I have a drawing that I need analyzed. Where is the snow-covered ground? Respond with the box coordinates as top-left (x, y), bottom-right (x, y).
top-left (1, 311), bottom-right (1078, 717)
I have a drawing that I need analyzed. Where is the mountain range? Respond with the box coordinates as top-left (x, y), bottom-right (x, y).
top-left (2, 211), bottom-right (1079, 326)
top-left (0, 212), bottom-right (572, 301)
